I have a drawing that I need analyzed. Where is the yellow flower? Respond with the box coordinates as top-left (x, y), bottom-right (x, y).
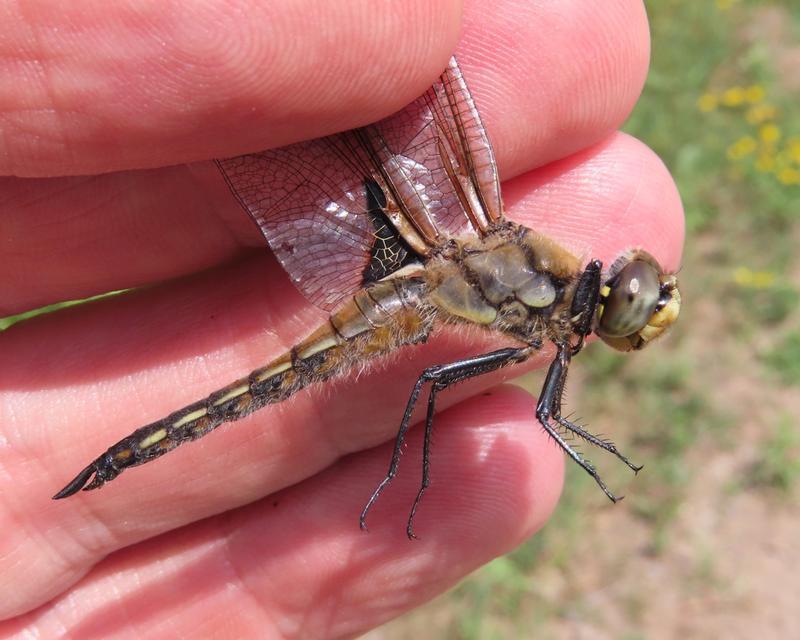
top-left (721, 86), bottom-right (746, 107)
top-left (777, 167), bottom-right (800, 185)
top-left (733, 267), bottom-right (776, 289)
top-left (733, 267), bottom-right (752, 285)
top-left (745, 104), bottom-right (777, 124)
top-left (759, 123), bottom-right (781, 143)
top-left (787, 137), bottom-right (800, 164)
top-left (697, 93), bottom-right (718, 112)
top-left (753, 272), bottom-right (776, 288)
top-left (726, 136), bottom-right (757, 160)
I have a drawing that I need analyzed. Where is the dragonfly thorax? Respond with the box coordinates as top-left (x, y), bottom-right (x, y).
top-left (425, 224), bottom-right (584, 345)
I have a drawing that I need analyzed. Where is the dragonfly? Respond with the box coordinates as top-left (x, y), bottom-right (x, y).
top-left (54, 57), bottom-right (681, 537)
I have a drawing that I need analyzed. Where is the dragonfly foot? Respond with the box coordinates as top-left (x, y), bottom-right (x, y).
top-left (360, 476), bottom-right (393, 532)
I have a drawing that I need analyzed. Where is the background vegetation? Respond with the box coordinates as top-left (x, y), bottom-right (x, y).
top-left (375, 1), bottom-right (800, 638)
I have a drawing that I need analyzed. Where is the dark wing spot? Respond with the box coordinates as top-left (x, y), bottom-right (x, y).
top-left (362, 179), bottom-right (420, 283)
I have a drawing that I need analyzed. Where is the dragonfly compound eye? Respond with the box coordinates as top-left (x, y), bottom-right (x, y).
top-left (597, 260), bottom-right (662, 349)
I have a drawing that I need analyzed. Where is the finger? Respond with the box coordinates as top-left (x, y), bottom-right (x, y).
top-left (0, 165), bottom-right (258, 316)
top-left (1, 0), bottom-right (651, 312)
top-left (459, 0), bottom-right (650, 179)
top-left (1, 0), bottom-right (462, 176)
top-left (4, 388), bottom-right (563, 637)
top-left (1, 0), bottom-right (646, 176)
top-left (507, 132), bottom-right (684, 273)
top-left (0, 132), bottom-right (683, 617)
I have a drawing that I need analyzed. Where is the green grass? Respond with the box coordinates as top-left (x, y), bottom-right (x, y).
top-left (0, 291), bottom-right (127, 331)
top-left (731, 278), bottom-right (798, 328)
top-left (631, 1), bottom-right (800, 232)
top-left (744, 414), bottom-right (800, 494)
top-left (0, 301), bottom-right (68, 330)
top-left (763, 331), bottom-right (800, 385)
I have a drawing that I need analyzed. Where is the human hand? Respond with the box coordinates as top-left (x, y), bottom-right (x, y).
top-left (0, 0), bottom-right (683, 636)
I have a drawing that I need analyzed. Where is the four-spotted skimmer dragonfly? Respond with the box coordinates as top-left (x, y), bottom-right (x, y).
top-left (55, 57), bottom-right (681, 538)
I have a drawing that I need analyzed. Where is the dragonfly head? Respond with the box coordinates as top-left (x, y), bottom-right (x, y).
top-left (595, 250), bottom-right (681, 352)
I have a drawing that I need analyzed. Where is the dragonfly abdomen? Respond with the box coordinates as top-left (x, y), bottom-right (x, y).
top-left (53, 276), bottom-right (431, 499)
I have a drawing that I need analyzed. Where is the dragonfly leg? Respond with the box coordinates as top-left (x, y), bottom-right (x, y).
top-left (569, 259), bottom-right (602, 355)
top-left (536, 343), bottom-right (624, 503)
top-left (359, 374), bottom-right (429, 531)
top-left (405, 378), bottom-right (442, 540)
top-left (553, 415), bottom-right (642, 473)
top-left (360, 347), bottom-right (531, 537)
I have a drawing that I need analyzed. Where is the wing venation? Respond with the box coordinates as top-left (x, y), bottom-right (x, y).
top-left (216, 57), bottom-right (503, 311)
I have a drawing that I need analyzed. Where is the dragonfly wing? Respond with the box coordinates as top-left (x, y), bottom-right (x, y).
top-left (217, 139), bottom-right (377, 311)
top-left (368, 56), bottom-right (504, 238)
top-left (216, 57), bottom-right (504, 311)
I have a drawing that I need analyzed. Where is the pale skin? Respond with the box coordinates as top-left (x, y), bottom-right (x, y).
top-left (0, 1), bottom-right (684, 637)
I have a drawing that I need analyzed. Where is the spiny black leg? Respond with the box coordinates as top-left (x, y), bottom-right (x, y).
top-left (549, 331), bottom-right (641, 473)
top-left (536, 343), bottom-right (623, 502)
top-left (554, 416), bottom-right (642, 473)
top-left (541, 417), bottom-right (621, 502)
top-left (360, 347), bottom-right (531, 533)
top-left (406, 380), bottom-right (442, 540)
top-left (360, 374), bottom-right (429, 530)
top-left (570, 259), bottom-right (602, 355)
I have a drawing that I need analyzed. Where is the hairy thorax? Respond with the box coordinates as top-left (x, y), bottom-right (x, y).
top-left (422, 222), bottom-right (583, 346)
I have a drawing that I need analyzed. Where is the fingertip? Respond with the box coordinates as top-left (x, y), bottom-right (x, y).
top-left (458, 0), bottom-right (653, 177)
top-left (505, 132), bottom-right (685, 274)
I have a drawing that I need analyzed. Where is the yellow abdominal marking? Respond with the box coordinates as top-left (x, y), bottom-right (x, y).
top-left (213, 384), bottom-right (250, 406)
top-left (297, 335), bottom-right (339, 359)
top-left (172, 408), bottom-right (209, 429)
top-left (138, 428), bottom-right (167, 449)
top-left (255, 360), bottom-right (292, 382)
